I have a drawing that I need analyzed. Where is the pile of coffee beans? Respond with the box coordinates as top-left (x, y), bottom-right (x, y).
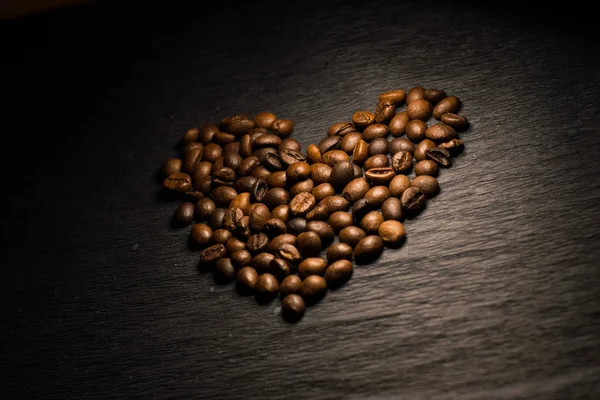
top-left (159, 86), bottom-right (467, 322)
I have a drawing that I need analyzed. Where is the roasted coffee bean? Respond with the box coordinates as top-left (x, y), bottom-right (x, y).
top-left (340, 132), bottom-right (363, 154)
top-left (236, 266), bottom-right (259, 292)
top-left (296, 231), bottom-right (322, 258)
top-left (338, 226), bottom-right (367, 248)
top-left (183, 141), bottom-right (202, 154)
top-left (368, 137), bottom-right (389, 157)
top-left (353, 164), bottom-right (363, 179)
top-left (363, 124), bottom-right (390, 141)
top-left (213, 131), bottom-right (236, 145)
top-left (378, 220), bottom-right (406, 248)
top-left (406, 120), bottom-right (428, 143)
top-left (190, 223), bottom-right (213, 247)
top-left (202, 143), bottom-right (222, 163)
top-left (326, 242), bottom-right (353, 263)
top-left (234, 215), bottom-right (251, 239)
top-left (213, 167), bottom-right (237, 185)
top-left (212, 229), bottom-right (233, 245)
top-left (276, 243), bottom-right (302, 264)
top-left (374, 100), bottom-right (396, 124)
top-left (198, 124), bottom-right (219, 144)
top-left (183, 191), bottom-right (206, 202)
top-left (263, 218), bottom-right (288, 237)
top-left (425, 147), bottom-right (452, 167)
top-left (282, 294), bottom-right (305, 321)
top-left (279, 138), bottom-right (302, 152)
top-left (425, 123), bottom-right (457, 143)
top-left (183, 147), bottom-right (203, 174)
top-left (290, 179), bottom-right (315, 197)
top-left (329, 211), bottom-right (353, 233)
top-left (208, 208), bottom-right (226, 230)
top-left (381, 197), bottom-right (403, 221)
top-left (254, 111), bottom-right (277, 129)
top-left (211, 156), bottom-right (226, 174)
top-left (412, 175), bottom-right (440, 198)
top-left (220, 115), bottom-right (248, 131)
top-left (270, 205), bottom-right (290, 223)
top-left (214, 258), bottom-right (236, 283)
top-left (223, 141), bottom-right (240, 155)
top-left (378, 89), bottom-right (406, 105)
top-left (321, 196), bottom-right (350, 214)
top-left (199, 244), bottom-right (227, 264)
top-left (389, 111), bottom-right (410, 137)
top-left (252, 147), bottom-right (277, 164)
top-left (424, 88), bottom-right (447, 104)
top-left (254, 133), bottom-right (282, 148)
top-left (286, 162), bottom-right (311, 184)
top-left (287, 218), bottom-right (308, 236)
top-left (268, 234), bottom-right (297, 253)
top-left (342, 178), bottom-right (371, 204)
top-left (174, 202), bottom-right (195, 226)
top-left (299, 275), bottom-right (327, 305)
top-left (322, 150), bottom-right (350, 168)
top-left (438, 138), bottom-right (464, 154)
top-left (318, 136), bottom-right (341, 155)
top-left (364, 186), bottom-right (390, 208)
top-left (223, 207), bottom-right (244, 231)
top-left (351, 198), bottom-right (372, 223)
top-left (251, 252), bottom-right (275, 273)
top-left (247, 233), bottom-right (270, 254)
top-left (364, 154), bottom-right (389, 170)
top-left (354, 235), bottom-right (384, 263)
top-left (271, 119), bottom-right (295, 138)
top-left (280, 275), bottom-right (302, 296)
top-left (330, 160), bottom-right (355, 191)
top-left (193, 161), bottom-right (213, 181)
top-left (352, 139), bottom-right (369, 165)
top-left (352, 110), bottom-right (375, 130)
top-left (310, 163), bottom-right (333, 185)
top-left (433, 96), bottom-right (461, 119)
top-left (251, 166), bottom-right (272, 181)
top-left (240, 135), bottom-right (253, 158)
top-left (414, 139), bottom-right (437, 161)
top-left (391, 151), bottom-right (413, 174)
top-left (406, 86), bottom-right (426, 103)
top-left (401, 187), bottom-right (426, 213)
top-left (263, 152), bottom-right (283, 171)
top-left (312, 183), bottom-right (336, 202)
top-left (255, 273), bottom-right (279, 300)
top-left (324, 259), bottom-right (353, 288)
top-left (267, 171), bottom-right (287, 188)
top-left (407, 99), bottom-right (433, 121)
top-left (413, 159), bottom-right (439, 178)
top-left (161, 158), bottom-right (183, 178)
top-left (263, 188), bottom-right (290, 209)
top-left (182, 127), bottom-right (200, 144)
top-left (306, 205), bottom-right (329, 221)
top-left (360, 211), bottom-right (384, 235)
top-left (269, 257), bottom-right (291, 279)
top-left (250, 179), bottom-right (268, 203)
top-left (365, 167), bottom-right (396, 186)
top-left (307, 144), bottom-right (322, 164)
top-left (227, 118), bottom-right (256, 136)
top-left (223, 152), bottom-right (243, 172)
top-left (279, 149), bottom-right (306, 167)
top-left (328, 122), bottom-right (357, 137)
top-left (298, 257), bottom-right (328, 279)
top-left (289, 192), bottom-right (317, 217)
top-left (237, 156), bottom-right (260, 176)
top-left (306, 221), bottom-right (335, 245)
top-left (163, 172), bottom-right (192, 193)
top-left (249, 127), bottom-right (269, 138)
top-left (440, 113), bottom-right (469, 131)
top-left (212, 186), bottom-right (238, 208)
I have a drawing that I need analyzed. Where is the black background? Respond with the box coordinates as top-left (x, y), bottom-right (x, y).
top-left (2, 1), bottom-right (600, 399)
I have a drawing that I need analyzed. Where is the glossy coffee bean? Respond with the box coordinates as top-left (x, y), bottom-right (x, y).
top-left (163, 172), bottom-right (192, 193)
top-left (391, 151), bottom-right (413, 174)
top-left (229, 193), bottom-right (251, 215)
top-left (263, 218), bottom-right (288, 237)
top-left (269, 257), bottom-right (291, 280)
top-left (324, 259), bottom-right (353, 288)
top-left (223, 141), bottom-right (240, 155)
top-left (276, 243), bottom-right (302, 265)
top-left (321, 196), bottom-right (350, 214)
top-left (425, 147), bottom-right (452, 167)
top-left (352, 139), bottom-right (369, 166)
top-left (202, 143), bottom-right (222, 163)
top-left (338, 226), bottom-right (367, 248)
top-left (280, 275), bottom-right (302, 297)
top-left (226, 117), bottom-right (255, 136)
top-left (407, 99), bottom-right (433, 121)
top-left (272, 119), bottom-right (295, 138)
top-left (268, 234), bottom-right (297, 254)
top-left (341, 132), bottom-right (363, 154)
top-left (326, 242), bottom-right (353, 263)
top-left (289, 192), bottom-right (317, 217)
top-left (290, 179), bottom-right (315, 197)
top-left (312, 183), bottom-right (336, 202)
top-left (250, 252), bottom-right (275, 274)
top-left (279, 149), bottom-right (306, 167)
top-left (208, 208), bottom-right (226, 230)
top-left (433, 96), bottom-right (461, 119)
top-left (236, 266), bottom-right (259, 292)
top-left (267, 171), bottom-right (287, 189)
top-left (364, 154), bottom-right (389, 170)
top-left (254, 111), bottom-right (277, 129)
top-left (329, 211), bottom-right (353, 233)
top-left (223, 207), bottom-right (244, 231)
top-left (306, 205), bottom-right (329, 221)
top-left (363, 124), bottom-right (390, 141)
top-left (286, 162), bottom-right (311, 184)
top-left (352, 110), bottom-right (375, 130)
top-left (368, 137), bottom-right (389, 156)
top-left (298, 257), bottom-right (328, 279)
top-left (342, 178), bottom-right (371, 204)
top-left (190, 223), bottom-right (213, 247)
top-left (212, 187), bottom-right (238, 208)
top-left (237, 156), bottom-right (260, 177)
top-left (353, 164), bottom-right (363, 179)
top-left (282, 294), bottom-right (305, 321)
top-left (270, 205), bottom-right (290, 223)
top-left (247, 233), bottom-right (270, 254)
top-left (199, 244), bottom-right (228, 264)
top-left (330, 161), bottom-right (355, 191)
top-left (161, 158), bottom-right (182, 178)
top-left (381, 197), bottom-right (403, 221)
top-left (253, 133), bottom-right (282, 148)
top-left (401, 187), bottom-right (426, 214)
top-left (310, 163), bottom-right (333, 185)
top-left (354, 235), bottom-right (383, 264)
top-left (226, 237), bottom-right (247, 253)
top-left (425, 123), bottom-right (457, 143)
top-left (378, 89), bottom-right (406, 105)
top-left (364, 186), bottom-right (390, 208)
top-left (318, 136), bottom-right (342, 155)
top-left (360, 211), bottom-right (384, 235)
top-left (405, 120), bottom-right (428, 143)
top-left (378, 220), bottom-right (406, 248)
top-left (251, 165), bottom-right (273, 181)
top-left (234, 216), bottom-right (251, 239)
top-left (213, 229), bottom-right (233, 245)
top-left (299, 275), bottom-right (327, 305)
top-left (214, 258), bottom-right (236, 283)
top-left (296, 231), bottom-right (322, 258)
top-left (287, 218), bottom-right (308, 236)
top-left (388, 111), bottom-right (410, 137)
top-left (255, 273), bottom-right (279, 300)
top-left (374, 100), bottom-right (395, 124)
top-left (441, 113), bottom-right (469, 131)
top-left (248, 203), bottom-right (270, 231)
top-left (406, 86), bottom-right (426, 103)
top-left (412, 175), bottom-right (440, 198)
top-left (213, 131), bottom-right (236, 145)
top-left (181, 127), bottom-right (199, 144)
top-left (193, 161), bottom-right (212, 182)
top-left (438, 139), bottom-right (464, 155)
top-left (414, 139), bottom-right (437, 161)
top-left (307, 144), bottom-right (322, 164)
top-left (365, 167), bottom-right (395, 186)
top-left (198, 124), bottom-right (219, 144)
top-left (183, 147), bottom-right (203, 174)
top-left (279, 138), bottom-right (302, 152)
top-left (231, 249), bottom-right (252, 269)
top-left (322, 150), bottom-right (350, 167)
top-left (223, 152), bottom-right (243, 172)
top-left (328, 122), bottom-right (357, 136)
top-left (174, 202), bottom-right (195, 226)
top-left (263, 188), bottom-right (290, 210)
top-left (351, 198), bottom-right (372, 223)
top-left (306, 221), bottom-right (335, 245)
top-left (424, 88), bottom-right (447, 104)
top-left (414, 160), bottom-right (439, 177)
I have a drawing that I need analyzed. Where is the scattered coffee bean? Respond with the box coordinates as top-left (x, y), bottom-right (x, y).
top-left (363, 124), bottom-right (390, 141)
top-left (318, 136), bottom-right (342, 155)
top-left (326, 242), bottom-right (353, 263)
top-left (328, 122), bottom-right (358, 137)
top-left (199, 244), bottom-right (227, 264)
top-left (299, 275), bottom-right (327, 305)
top-left (286, 162), bottom-right (311, 184)
top-left (437, 138), bottom-right (464, 155)
top-left (354, 235), bottom-right (384, 264)
top-left (215, 258), bottom-right (236, 283)
top-left (251, 252), bottom-right (276, 274)
top-left (360, 210), bottom-right (385, 235)
top-left (279, 138), bottom-right (302, 152)
top-left (268, 233), bottom-right (297, 254)
top-left (263, 218), bottom-right (288, 237)
top-left (351, 198), bottom-right (372, 223)
top-left (226, 237), bottom-right (247, 253)
top-left (312, 183), bottom-right (336, 202)
top-left (381, 197), bottom-right (403, 221)
top-left (433, 95), bottom-right (461, 119)
top-left (425, 123), bottom-right (457, 143)
top-left (310, 163), bottom-right (333, 185)
top-left (231, 249), bottom-right (252, 269)
top-left (342, 177), bottom-right (371, 204)
top-left (365, 167), bottom-right (396, 186)
top-left (249, 204), bottom-right (271, 231)
top-left (208, 208), bottom-right (226, 230)
top-left (352, 110), bottom-right (375, 130)
top-left (378, 89), bottom-right (406, 105)
top-left (406, 99), bottom-right (433, 120)
top-left (368, 137), bottom-right (389, 156)
top-left (254, 111), bottom-right (277, 129)
top-left (289, 192), bottom-right (317, 217)
top-left (282, 294), bottom-right (305, 321)
top-left (236, 266), bottom-right (259, 292)
top-left (341, 132), bottom-right (363, 154)
top-left (364, 186), bottom-right (390, 208)
top-left (352, 139), bottom-right (369, 165)
top-left (298, 257), bottom-right (328, 279)
top-left (280, 275), bottom-right (302, 297)
top-left (414, 160), bottom-right (439, 177)
top-left (425, 147), bottom-right (452, 167)
top-left (391, 151), bottom-right (413, 174)
top-left (322, 150), bottom-right (350, 167)
top-left (247, 233), bottom-right (270, 254)
top-left (440, 113), bottom-right (469, 131)
top-left (213, 229), bottom-right (233, 245)
top-left (338, 226), bottom-right (367, 248)
top-left (269, 257), bottom-right (291, 279)
top-left (276, 243), bottom-right (302, 265)
top-left (198, 124), bottom-right (219, 144)
top-left (161, 158), bottom-right (183, 178)
top-left (272, 119), bottom-right (295, 137)
top-left (378, 220), bottom-right (406, 247)
top-left (324, 259), bottom-right (353, 288)
top-left (401, 187), bottom-right (426, 214)
top-left (270, 205), bottom-right (290, 223)
top-left (411, 175), bottom-right (440, 198)
top-left (424, 88), bottom-right (447, 104)
top-left (414, 139), bottom-right (437, 161)
top-left (374, 100), bottom-right (395, 124)
top-left (255, 273), bottom-right (279, 300)
top-left (363, 154), bottom-right (389, 170)
top-left (306, 221), bottom-right (335, 245)
top-left (290, 179), bottom-right (315, 197)
top-left (296, 231), bottom-right (322, 258)
top-left (287, 218), bottom-right (308, 236)
top-left (164, 172), bottom-right (192, 193)
top-left (229, 193), bottom-right (251, 215)
top-left (190, 223), bottom-right (213, 247)
top-left (321, 196), bottom-right (350, 214)
top-left (330, 161), bottom-right (355, 192)
top-left (307, 144), bottom-right (322, 164)
top-left (388, 111), bottom-right (410, 137)
top-left (329, 211), bottom-right (354, 234)
top-left (389, 138), bottom-right (415, 155)
top-left (279, 149), bottom-right (307, 167)
top-left (406, 120), bottom-right (428, 143)
top-left (406, 86), bottom-right (426, 103)
top-left (263, 188), bottom-right (290, 210)
top-left (174, 202), bottom-right (195, 226)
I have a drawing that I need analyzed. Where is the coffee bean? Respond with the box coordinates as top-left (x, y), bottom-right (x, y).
top-left (270, 205), bottom-right (290, 223)
top-left (299, 275), bottom-right (327, 305)
top-left (223, 207), bottom-right (244, 231)
top-left (251, 166), bottom-right (272, 181)
top-left (353, 164), bottom-right (363, 179)
top-left (279, 138), bottom-right (302, 152)
top-left (338, 226), bottom-right (367, 248)
top-left (263, 218), bottom-right (288, 237)
top-left (255, 273), bottom-right (279, 300)
top-left (192, 162), bottom-right (212, 184)
top-left (381, 197), bottom-right (404, 221)
top-left (330, 160), bottom-right (355, 191)
top-left (363, 124), bottom-right (390, 141)
top-left (368, 137), bottom-right (389, 157)
top-left (401, 187), bottom-right (426, 214)
top-left (378, 220), bottom-right (406, 247)
top-left (287, 218), bottom-right (308, 236)
top-left (227, 118), bottom-right (256, 136)
top-left (198, 124), bottom-right (219, 144)
top-left (184, 191), bottom-right (206, 202)
top-left (282, 294), bottom-right (305, 322)
top-left (174, 202), bottom-right (195, 226)
top-left (296, 231), bottom-right (322, 258)
top-left (352, 139), bottom-right (369, 165)
top-left (406, 120), bottom-right (428, 143)
top-left (183, 147), bottom-right (203, 174)
top-left (276, 243), bottom-right (302, 265)
top-left (290, 179), bottom-right (315, 197)
top-left (202, 143), bottom-right (222, 163)
top-left (234, 215), bottom-right (251, 239)
top-left (342, 178), bottom-right (371, 204)
top-left (223, 152), bottom-right (243, 172)
top-left (318, 136), bottom-right (341, 155)
top-left (226, 237), bottom-right (247, 253)
top-left (322, 150), bottom-right (351, 168)
top-left (289, 192), bottom-right (317, 217)
top-left (236, 266), bottom-right (259, 292)
top-left (352, 110), bottom-right (375, 130)
top-left (440, 113), bottom-right (469, 131)
top-left (327, 122), bottom-right (358, 136)
top-left (364, 186), bottom-right (390, 208)
top-left (263, 152), bottom-right (283, 171)
top-left (240, 135), bottom-right (253, 158)
top-left (230, 249), bottom-right (252, 269)
top-left (433, 95), bottom-right (461, 119)
top-left (250, 252), bottom-right (275, 274)
top-left (414, 160), bottom-right (439, 177)
top-left (306, 221), bottom-right (335, 245)
top-left (414, 139), bottom-right (437, 161)
top-left (199, 244), bottom-right (228, 264)
top-left (247, 233), bottom-right (270, 254)
top-left (389, 111), bottom-right (410, 137)
top-left (161, 158), bottom-right (183, 178)
top-left (407, 99), bottom-right (433, 121)
top-left (307, 144), bottom-right (323, 164)
top-left (354, 235), bottom-right (384, 264)
top-left (374, 100), bottom-right (396, 124)
top-left (351, 198), bottom-right (372, 223)
top-left (223, 141), bottom-right (240, 155)
top-left (364, 154), bottom-right (389, 170)
top-left (310, 163), bottom-right (333, 185)
top-left (229, 193), bottom-right (251, 215)
top-left (254, 133), bottom-right (282, 148)
top-left (267, 171), bottom-right (287, 189)
top-left (378, 89), bottom-right (406, 105)
top-left (182, 127), bottom-right (200, 144)
top-left (214, 258), bottom-right (236, 283)
top-left (329, 211), bottom-right (353, 234)
top-left (252, 147), bottom-right (277, 165)
top-left (279, 149), bottom-right (307, 167)
top-left (214, 131), bottom-right (236, 145)
top-left (391, 151), bottom-right (413, 174)
top-left (164, 172), bottom-right (192, 193)
top-left (237, 156), bottom-right (260, 176)
top-left (269, 257), bottom-right (291, 279)
top-left (268, 234), bottom-right (297, 253)
top-left (424, 88), bottom-right (447, 104)
top-left (286, 162), bottom-right (311, 184)
top-left (312, 183), bottom-right (336, 202)
top-left (263, 188), bottom-right (290, 210)
top-left (280, 275), bottom-right (302, 296)
top-left (340, 132), bottom-right (363, 154)
top-left (365, 167), bottom-right (396, 186)
top-left (324, 259), bottom-right (353, 288)
top-left (253, 112), bottom-right (277, 129)
top-left (360, 211), bottom-right (384, 235)
top-left (407, 86), bottom-right (426, 103)
top-left (321, 196), bottom-right (350, 214)
top-left (250, 179), bottom-right (267, 203)
top-left (213, 229), bottom-right (233, 244)
top-left (272, 119), bottom-right (295, 138)
top-left (183, 142), bottom-right (203, 156)
top-left (412, 175), bottom-right (440, 198)
top-left (425, 123), bottom-right (457, 143)
top-left (425, 147), bottom-right (452, 167)
top-left (298, 257), bottom-right (328, 279)
top-left (190, 223), bottom-right (213, 247)
top-left (208, 208), bottom-right (226, 230)
top-left (326, 242), bottom-right (353, 263)
top-left (306, 205), bottom-right (329, 221)
top-left (437, 138), bottom-right (464, 155)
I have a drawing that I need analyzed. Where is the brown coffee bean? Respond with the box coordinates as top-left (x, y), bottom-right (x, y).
top-left (425, 147), bottom-right (452, 168)
top-left (412, 175), bottom-right (440, 198)
top-left (324, 259), bottom-right (353, 288)
top-left (321, 196), bottom-right (350, 214)
top-left (340, 132), bottom-right (363, 154)
top-left (407, 99), bottom-right (433, 121)
top-left (213, 229), bottom-right (233, 244)
top-left (183, 191), bottom-right (206, 203)
top-left (338, 226), bottom-right (367, 248)
top-left (279, 138), bottom-right (302, 152)
top-left (182, 141), bottom-right (203, 156)
top-left (223, 207), bottom-right (244, 231)
top-left (364, 186), bottom-right (390, 208)
top-left (406, 86), bottom-right (426, 103)
top-left (239, 135), bottom-right (253, 158)
top-left (251, 166), bottom-right (272, 181)
top-left (378, 220), bottom-right (406, 247)
top-left (269, 257), bottom-right (291, 279)
top-left (214, 258), bottom-right (236, 284)
top-left (368, 137), bottom-right (390, 157)
top-left (237, 156), bottom-right (260, 176)
top-left (173, 202), bottom-right (195, 226)
top-left (440, 113), bottom-right (469, 131)
top-left (223, 152), bottom-right (243, 172)
top-left (199, 244), bottom-right (227, 264)
top-left (252, 147), bottom-right (277, 165)
top-left (330, 160), bottom-right (355, 191)
top-left (414, 139), bottom-right (436, 161)
top-left (352, 139), bottom-right (369, 165)
top-left (329, 211), bottom-right (353, 234)
top-left (254, 133), bottom-right (282, 148)
top-left (287, 218), bottom-right (308, 236)
top-left (433, 96), bottom-right (461, 119)
top-left (381, 197), bottom-right (403, 221)
top-left (202, 143), bottom-right (222, 163)
top-left (227, 118), bottom-right (256, 136)
top-left (401, 187), bottom-right (426, 213)
top-left (306, 221), bottom-right (335, 245)
top-left (406, 120), bottom-right (428, 143)
top-left (360, 211), bottom-right (384, 235)
top-left (312, 183), bottom-right (336, 202)
top-left (289, 192), bottom-right (317, 217)
top-left (352, 110), bottom-right (375, 130)
top-left (264, 218), bottom-right (288, 237)
top-left (327, 122), bottom-right (358, 136)
top-left (276, 243), bottom-right (302, 265)
top-left (351, 198), bottom-right (372, 223)
top-left (342, 177), bottom-right (371, 204)
top-left (280, 275), bottom-right (302, 296)
top-left (374, 100), bottom-right (396, 124)
top-left (192, 161), bottom-right (213, 180)
top-left (298, 257), bottom-right (328, 279)
top-left (425, 123), bottom-right (457, 143)
top-left (353, 164), bottom-right (363, 179)
top-left (365, 167), bottom-right (396, 186)
top-left (414, 160), bottom-right (439, 177)
top-left (268, 234), bottom-right (297, 253)
top-left (286, 162), bottom-right (311, 184)
top-left (163, 172), bottom-right (192, 193)
top-left (223, 141), bottom-right (240, 154)
top-left (250, 252), bottom-right (275, 274)
top-left (391, 151), bottom-right (413, 174)
top-left (267, 171), bottom-right (287, 188)
top-left (438, 139), bottom-right (465, 155)
top-left (247, 233), bottom-right (270, 254)
top-left (236, 266), bottom-right (259, 292)
top-left (354, 235), bottom-right (384, 264)
top-left (310, 163), bottom-right (333, 185)
top-left (229, 192), bottom-right (251, 215)
top-left (248, 203), bottom-right (271, 232)
top-left (271, 119), bottom-right (294, 138)
top-left (290, 179), bottom-right (315, 197)
top-left (378, 89), bottom-right (406, 105)
top-left (181, 127), bottom-right (200, 144)
top-left (198, 124), bottom-right (219, 144)
top-left (234, 215), bottom-right (251, 239)
top-left (208, 208), bottom-right (226, 230)
top-left (424, 88), bottom-right (447, 104)
top-left (318, 136), bottom-right (341, 155)
top-left (282, 294), bottom-right (305, 321)
top-left (253, 111), bottom-right (277, 129)
top-left (183, 147), bottom-right (203, 174)
top-left (190, 223), bottom-right (213, 247)
top-left (306, 205), bottom-right (329, 221)
top-left (322, 150), bottom-right (350, 169)
top-left (363, 124), bottom-right (390, 141)
top-left (255, 273), bottom-right (279, 300)
top-left (263, 152), bottom-right (283, 171)
top-left (389, 111), bottom-right (410, 137)
top-left (212, 186), bottom-right (238, 208)
top-left (230, 249), bottom-right (252, 269)
top-left (296, 231), bottom-right (322, 258)
top-left (226, 237), bottom-right (247, 253)
top-left (213, 131), bottom-right (236, 145)
top-left (160, 158), bottom-right (182, 178)
top-left (279, 149), bottom-right (307, 167)
top-left (299, 275), bottom-right (327, 305)
top-left (270, 205), bottom-right (290, 223)
top-left (364, 154), bottom-right (389, 170)
top-left (195, 176), bottom-right (213, 195)
top-left (263, 188), bottom-right (290, 210)
top-left (307, 144), bottom-right (322, 164)
top-left (326, 242), bottom-right (353, 263)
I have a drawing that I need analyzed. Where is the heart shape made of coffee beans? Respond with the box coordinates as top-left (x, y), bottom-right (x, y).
top-left (160, 86), bottom-right (468, 323)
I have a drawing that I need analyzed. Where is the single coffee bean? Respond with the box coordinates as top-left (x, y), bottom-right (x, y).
top-left (352, 110), bottom-right (375, 130)
top-left (353, 164), bottom-right (363, 179)
top-left (220, 115), bottom-right (248, 130)
top-left (163, 172), bottom-right (192, 193)
top-left (340, 132), bottom-right (363, 154)
top-left (296, 231), bottom-right (322, 258)
top-left (182, 141), bottom-right (203, 156)
top-left (247, 233), bottom-right (270, 254)
top-left (354, 235), bottom-right (384, 264)
top-left (414, 159), bottom-right (439, 177)
top-left (263, 188), bottom-right (290, 210)
top-left (226, 237), bottom-right (247, 253)
top-left (192, 162), bottom-right (213, 183)
top-left (438, 138), bottom-right (464, 155)
top-left (214, 258), bottom-right (236, 283)
top-left (289, 192), bottom-right (317, 217)
top-left (229, 193), bottom-right (251, 215)
top-left (174, 202), bottom-right (195, 226)
top-left (321, 196), bottom-right (350, 213)
top-left (330, 160), bottom-right (355, 191)
top-left (213, 131), bottom-right (236, 145)
top-left (307, 144), bottom-right (323, 164)
top-left (360, 210), bottom-right (385, 235)
top-left (406, 86), bottom-right (426, 103)
top-left (236, 266), bottom-right (259, 292)
top-left (190, 223), bottom-right (213, 247)
top-left (368, 137), bottom-right (389, 157)
top-left (425, 123), bottom-right (457, 143)
top-left (318, 136), bottom-right (342, 155)
top-left (254, 111), bottom-right (277, 129)
top-left (227, 118), bottom-right (256, 136)
top-left (223, 207), bottom-right (244, 231)
top-left (279, 149), bottom-right (306, 167)
top-left (183, 147), bottom-right (203, 174)
top-left (268, 234), bottom-right (297, 253)
top-left (329, 211), bottom-right (353, 233)
top-left (364, 186), bottom-right (390, 208)
top-left (239, 135), bottom-right (253, 158)
top-left (267, 171), bottom-right (287, 188)
top-left (310, 163), bottom-right (333, 185)
top-left (306, 205), bottom-right (329, 221)
top-left (381, 197), bottom-right (403, 221)
top-left (401, 187), bottom-right (426, 213)
top-left (252, 147), bottom-right (277, 165)
top-left (282, 294), bottom-right (305, 321)
top-left (211, 156), bottom-right (225, 174)
top-left (440, 113), bottom-right (469, 131)
top-left (263, 152), bottom-right (283, 171)
top-left (280, 275), bottom-right (302, 297)
top-left (287, 218), bottom-right (308, 236)
top-left (202, 143), bottom-right (222, 163)
top-left (313, 183), bottom-right (336, 202)
top-left (237, 156), bottom-right (260, 176)
top-left (391, 151), bottom-right (413, 174)
top-left (286, 162), bottom-right (311, 184)
top-left (351, 198), bottom-right (372, 223)
top-left (290, 179), bottom-right (315, 197)
top-left (160, 158), bottom-right (182, 178)
top-left (374, 100), bottom-right (396, 124)
top-left (269, 257), bottom-right (291, 280)
top-left (365, 167), bottom-right (396, 186)
top-left (251, 166), bottom-right (272, 181)
top-left (276, 243), bottom-right (302, 265)
top-left (363, 124), bottom-right (390, 141)
top-left (253, 133), bottom-right (282, 148)
top-left (424, 88), bottom-right (447, 104)
top-left (328, 121), bottom-right (358, 136)
top-left (324, 259), bottom-right (353, 288)
top-left (414, 139), bottom-right (437, 161)
top-left (425, 147), bottom-right (452, 167)
top-left (342, 178), bottom-right (371, 204)
top-left (255, 273), bottom-right (279, 300)
top-left (199, 244), bottom-right (227, 264)
top-left (326, 242), bottom-right (353, 263)
top-left (364, 154), bottom-right (389, 170)
top-left (208, 208), bottom-right (226, 230)
top-left (223, 152), bottom-right (243, 172)
top-left (412, 175), bottom-right (440, 198)
top-left (234, 215), bottom-right (251, 239)
top-left (378, 89), bottom-right (406, 105)
top-left (306, 221), bottom-right (335, 245)
top-left (405, 120), bottom-right (428, 143)
top-left (338, 226), bottom-right (367, 248)
top-left (250, 252), bottom-right (275, 273)
top-left (407, 99), bottom-right (433, 121)
top-left (223, 141), bottom-right (240, 155)
top-left (389, 111), bottom-right (410, 137)
top-left (352, 139), bottom-right (369, 165)
top-left (299, 275), bottom-right (327, 305)
top-left (433, 95), bottom-right (461, 119)
top-left (322, 149), bottom-right (351, 168)
top-left (198, 124), bottom-right (219, 144)
top-left (263, 218), bottom-right (288, 237)
top-left (298, 257), bottom-right (328, 279)
top-left (184, 191), bottom-right (205, 202)
top-left (270, 205), bottom-right (290, 223)
top-left (279, 138), bottom-right (302, 152)
top-left (211, 229), bottom-right (232, 245)
top-left (378, 220), bottom-right (406, 247)
top-left (181, 127), bottom-right (200, 144)
top-left (271, 119), bottom-right (294, 138)
top-left (250, 179), bottom-right (268, 203)
top-left (388, 138), bottom-right (415, 155)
